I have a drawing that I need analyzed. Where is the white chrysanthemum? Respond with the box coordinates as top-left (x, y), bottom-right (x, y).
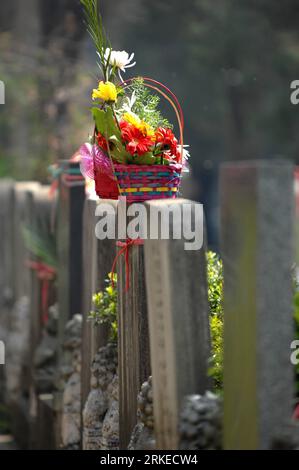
top-left (178, 145), bottom-right (191, 172)
top-left (102, 48), bottom-right (136, 81)
top-left (181, 145), bottom-right (190, 161)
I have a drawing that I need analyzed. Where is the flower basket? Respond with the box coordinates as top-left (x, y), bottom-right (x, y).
top-left (78, 2), bottom-right (189, 202)
top-left (92, 78), bottom-right (185, 202)
top-left (93, 161), bottom-right (182, 202)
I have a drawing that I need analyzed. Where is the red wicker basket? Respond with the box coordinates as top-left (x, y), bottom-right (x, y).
top-left (113, 163), bottom-right (182, 202)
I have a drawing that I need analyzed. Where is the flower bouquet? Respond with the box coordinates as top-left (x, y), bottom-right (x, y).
top-left (80, 0), bottom-right (189, 202)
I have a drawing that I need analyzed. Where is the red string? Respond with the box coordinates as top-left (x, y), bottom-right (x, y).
top-left (110, 238), bottom-right (144, 292)
top-left (26, 261), bottom-right (56, 324)
top-left (49, 180), bottom-right (59, 197)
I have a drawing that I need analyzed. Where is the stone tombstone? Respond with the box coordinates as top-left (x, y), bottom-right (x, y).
top-left (28, 186), bottom-right (55, 369)
top-left (143, 199), bottom-right (211, 450)
top-left (55, 162), bottom-right (85, 447)
top-left (116, 198), bottom-right (151, 449)
top-left (56, 161), bottom-right (85, 357)
top-left (81, 197), bottom-right (117, 411)
top-left (27, 186), bottom-right (56, 447)
top-left (0, 180), bottom-right (14, 316)
top-left (6, 182), bottom-right (40, 449)
top-left (220, 160), bottom-right (295, 450)
top-left (12, 182), bottom-right (41, 301)
top-left (0, 180), bottom-right (14, 402)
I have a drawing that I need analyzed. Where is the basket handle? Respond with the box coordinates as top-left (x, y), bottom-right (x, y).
top-left (121, 77), bottom-right (185, 164)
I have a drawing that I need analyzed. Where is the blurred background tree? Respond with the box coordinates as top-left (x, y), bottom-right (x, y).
top-left (1, 0), bottom-right (299, 245)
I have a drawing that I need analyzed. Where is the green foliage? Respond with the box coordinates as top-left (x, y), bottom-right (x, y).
top-left (92, 107), bottom-right (130, 163)
top-left (207, 254), bottom-right (299, 396)
top-left (89, 273), bottom-right (118, 342)
top-left (209, 315), bottom-right (223, 392)
top-left (22, 226), bottom-right (57, 269)
top-left (80, 0), bottom-right (111, 80)
top-left (207, 251), bottom-right (224, 392)
top-left (92, 107), bottom-right (119, 139)
top-left (127, 151), bottom-right (157, 165)
top-left (207, 251), bottom-right (223, 317)
top-left (129, 78), bottom-right (172, 130)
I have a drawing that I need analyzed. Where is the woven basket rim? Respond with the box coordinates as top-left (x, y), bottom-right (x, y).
top-left (113, 162), bottom-right (182, 170)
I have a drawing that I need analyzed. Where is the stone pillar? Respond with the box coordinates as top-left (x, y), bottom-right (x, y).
top-left (0, 180), bottom-right (14, 403)
top-left (220, 160), bottom-right (295, 449)
top-left (56, 161), bottom-right (85, 349)
top-left (81, 198), bottom-right (117, 410)
top-left (55, 161), bottom-right (85, 448)
top-left (6, 182), bottom-right (40, 449)
top-left (27, 185), bottom-right (55, 448)
top-left (143, 199), bottom-right (210, 450)
top-left (28, 186), bottom-right (54, 359)
top-left (117, 200), bottom-right (151, 449)
top-left (0, 180), bottom-right (14, 315)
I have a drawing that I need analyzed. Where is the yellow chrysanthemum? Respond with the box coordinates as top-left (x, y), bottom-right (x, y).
top-left (122, 112), bottom-right (155, 137)
top-left (92, 81), bottom-right (117, 102)
top-left (138, 121), bottom-right (155, 137)
top-left (122, 111), bottom-right (141, 127)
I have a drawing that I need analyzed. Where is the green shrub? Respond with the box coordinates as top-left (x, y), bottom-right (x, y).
top-left (207, 254), bottom-right (299, 395)
top-left (207, 251), bottom-right (224, 392)
top-left (89, 273), bottom-right (118, 343)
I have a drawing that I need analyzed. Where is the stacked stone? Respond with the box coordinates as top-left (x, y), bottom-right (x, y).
top-left (91, 343), bottom-right (118, 391)
top-left (179, 392), bottom-right (222, 450)
top-left (83, 342), bottom-right (118, 450)
top-left (60, 314), bottom-right (83, 450)
top-left (101, 374), bottom-right (119, 449)
top-left (138, 376), bottom-right (154, 430)
top-left (128, 376), bottom-right (156, 450)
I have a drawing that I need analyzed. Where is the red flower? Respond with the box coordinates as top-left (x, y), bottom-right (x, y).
top-left (97, 132), bottom-right (109, 151)
top-left (120, 120), bottom-right (154, 156)
top-left (155, 127), bottom-right (178, 156)
top-left (120, 120), bottom-right (132, 142)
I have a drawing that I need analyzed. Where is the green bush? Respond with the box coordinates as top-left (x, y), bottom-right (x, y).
top-left (89, 255), bottom-right (299, 396)
top-left (207, 254), bottom-right (299, 395)
top-left (207, 251), bottom-right (224, 392)
top-left (89, 273), bottom-right (118, 343)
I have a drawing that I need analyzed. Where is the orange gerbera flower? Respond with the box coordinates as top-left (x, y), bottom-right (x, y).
top-left (120, 120), bottom-right (154, 156)
top-left (155, 127), bottom-right (178, 156)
